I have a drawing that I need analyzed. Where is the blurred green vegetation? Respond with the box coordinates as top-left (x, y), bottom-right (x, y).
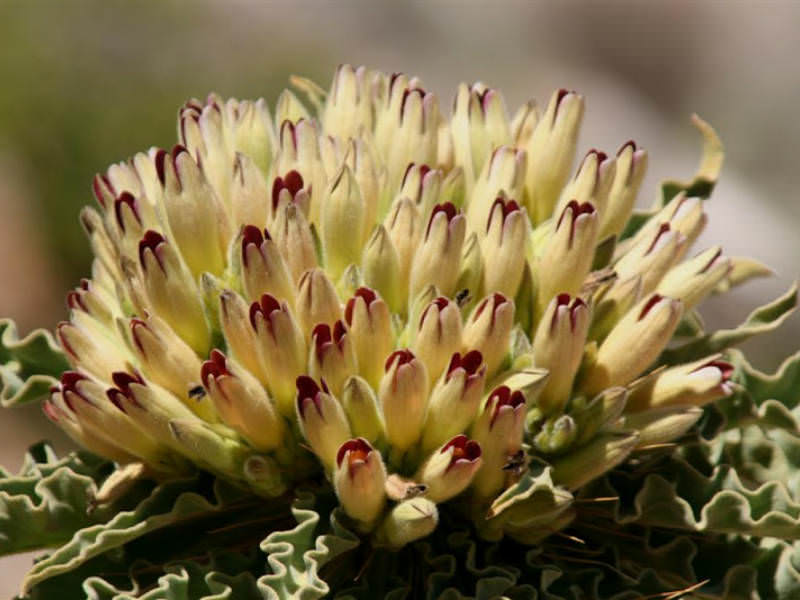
top-left (0, 1), bottom-right (330, 286)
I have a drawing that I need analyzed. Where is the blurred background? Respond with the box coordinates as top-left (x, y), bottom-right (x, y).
top-left (1, 0), bottom-right (799, 592)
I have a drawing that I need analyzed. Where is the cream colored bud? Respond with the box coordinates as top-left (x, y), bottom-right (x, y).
top-left (536, 201), bottom-right (599, 315)
top-left (556, 149), bottom-right (616, 218)
top-left (384, 197), bottom-right (421, 305)
top-left (409, 203), bottom-right (466, 299)
top-left (273, 202), bottom-right (318, 284)
top-left (600, 141), bottom-right (648, 239)
top-left (451, 83), bottom-right (512, 183)
top-left (361, 226), bottom-right (403, 314)
top-left (322, 166), bottom-right (366, 279)
top-left (379, 350), bottom-right (429, 452)
top-left (157, 147), bottom-right (230, 277)
top-left (412, 297), bottom-right (464, 384)
top-left (523, 89), bottom-right (585, 224)
top-left (341, 376), bottom-right (385, 443)
top-left (219, 290), bottom-right (263, 382)
top-left (228, 97), bottom-right (275, 176)
top-left (657, 247), bottom-right (732, 310)
top-left (274, 119), bottom-right (327, 225)
top-left (344, 287), bottom-right (393, 388)
top-left (269, 170), bottom-right (310, 226)
top-left (400, 163), bottom-right (441, 218)
top-left (510, 100), bottom-right (539, 148)
top-left (56, 315), bottom-right (134, 382)
top-left (230, 153), bottom-right (270, 230)
top-left (417, 435), bottom-right (483, 503)
top-left (375, 497), bottom-right (439, 549)
top-left (308, 321), bottom-right (357, 397)
top-left (296, 376), bottom-right (352, 469)
top-left (333, 438), bottom-right (387, 528)
top-left (296, 268), bottom-right (343, 334)
top-left (582, 294), bottom-right (683, 395)
top-left (624, 406), bottom-right (703, 448)
top-left (137, 231), bottom-right (211, 354)
top-left (551, 432), bottom-right (639, 491)
top-left (482, 196), bottom-right (529, 298)
top-left (625, 194), bottom-right (706, 257)
top-left (421, 351), bottom-right (486, 453)
top-left (128, 314), bottom-right (215, 420)
top-left (168, 418), bottom-right (250, 476)
top-left (467, 145), bottom-right (526, 236)
top-left (462, 293), bottom-right (514, 377)
top-left (588, 275), bottom-right (642, 342)
top-left (201, 350), bottom-right (285, 451)
top-left (614, 223), bottom-right (686, 296)
top-left (238, 225), bottom-right (295, 306)
top-left (532, 294), bottom-right (590, 415)
top-left (274, 90), bottom-right (311, 127)
top-left (249, 294), bottom-right (308, 416)
top-left (323, 64), bottom-right (373, 140)
top-left (471, 385), bottom-right (526, 498)
top-left (626, 355), bottom-right (734, 412)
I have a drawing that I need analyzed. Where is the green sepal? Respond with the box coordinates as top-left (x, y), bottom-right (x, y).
top-left (0, 319), bottom-right (70, 407)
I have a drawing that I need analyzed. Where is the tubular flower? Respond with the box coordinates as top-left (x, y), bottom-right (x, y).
top-left (33, 65), bottom-right (787, 560)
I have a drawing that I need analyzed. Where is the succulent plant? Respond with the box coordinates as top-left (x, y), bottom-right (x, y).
top-left (2, 65), bottom-right (799, 599)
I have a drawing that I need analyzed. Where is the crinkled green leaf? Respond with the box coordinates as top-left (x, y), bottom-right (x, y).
top-left (21, 475), bottom-right (251, 593)
top-left (257, 490), bottom-right (360, 599)
top-left (0, 442), bottom-right (111, 555)
top-left (660, 283), bottom-right (798, 365)
top-left (0, 319), bottom-right (69, 407)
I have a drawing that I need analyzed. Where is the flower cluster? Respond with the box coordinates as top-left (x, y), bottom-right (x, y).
top-left (46, 65), bottom-right (742, 547)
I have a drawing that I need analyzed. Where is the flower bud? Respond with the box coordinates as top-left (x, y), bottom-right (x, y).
top-left (65, 278), bottom-right (116, 326)
top-left (481, 196), bottom-right (529, 298)
top-left (341, 375), bottom-right (385, 443)
top-left (656, 246), bottom-right (733, 310)
top-left (588, 275), bottom-right (642, 342)
top-left (510, 100), bottom-right (540, 148)
top-left (106, 371), bottom-right (201, 455)
top-left (471, 385), bottom-right (526, 498)
top-left (308, 321), bottom-right (357, 397)
top-left (384, 197), bottom-right (421, 306)
top-left (296, 268), bottom-right (343, 334)
top-left (467, 146), bottom-right (526, 236)
top-left (409, 202), bottom-right (466, 299)
top-left (375, 497), bottom-right (439, 549)
top-left (582, 294), bottom-right (683, 395)
top-left (270, 170), bottom-right (310, 226)
top-left (273, 201), bottom-right (318, 284)
top-left (274, 119), bottom-right (327, 223)
top-left (228, 97), bottom-right (276, 176)
top-left (56, 315), bottom-right (134, 382)
top-left (523, 89), bottom-right (585, 224)
top-left (551, 432), bottom-right (639, 491)
top-left (238, 225), bottom-right (295, 305)
top-left (167, 418), bottom-right (250, 476)
top-left (295, 376), bottom-right (351, 469)
top-left (274, 90), bottom-right (311, 127)
top-left (56, 372), bottom-right (164, 465)
top-left (361, 225), bottom-right (403, 314)
top-left (333, 438), bottom-right (387, 527)
top-left (400, 163), bottom-right (442, 220)
top-left (155, 146), bottom-right (230, 277)
top-left (178, 98), bottom-right (233, 204)
top-left (322, 166), bottom-right (367, 279)
top-left (626, 355), bottom-right (734, 412)
top-left (624, 405), bottom-right (703, 448)
top-left (417, 435), bottom-right (482, 503)
top-left (322, 64), bottom-right (373, 141)
top-left (533, 414), bottom-right (578, 454)
top-left (128, 314), bottom-right (216, 420)
top-left (555, 149), bottom-right (616, 218)
top-left (455, 233), bottom-right (483, 310)
top-left (137, 230), bottom-right (211, 354)
top-left (536, 201), bottom-right (599, 315)
top-left (411, 297), bottom-right (464, 384)
top-left (374, 77), bottom-right (440, 188)
top-left (201, 350), bottom-right (285, 451)
top-left (462, 293), bottom-right (514, 378)
top-left (243, 454), bottom-right (286, 497)
top-left (344, 287), bottom-right (393, 388)
top-left (600, 141), bottom-right (648, 239)
top-left (379, 350), bottom-right (429, 452)
top-left (614, 223), bottom-right (686, 297)
top-left (421, 351), bottom-right (486, 452)
top-left (532, 294), bottom-right (590, 414)
top-left (230, 153), bottom-right (270, 231)
top-left (249, 294), bottom-right (307, 416)
top-left (451, 83), bottom-right (512, 183)
top-left (219, 290), bottom-right (263, 382)
top-left (625, 194), bottom-right (706, 257)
